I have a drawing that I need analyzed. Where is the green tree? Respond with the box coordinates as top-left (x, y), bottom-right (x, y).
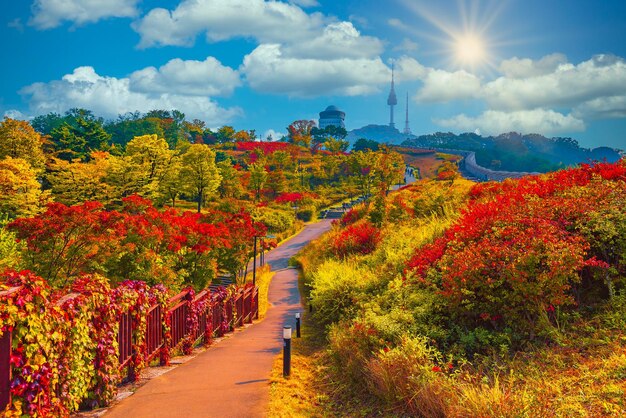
top-left (0, 157), bottom-right (50, 218)
top-left (0, 118), bottom-right (46, 172)
top-left (217, 126), bottom-right (236, 143)
top-left (324, 137), bottom-right (349, 153)
top-left (31, 112), bottom-right (64, 135)
top-left (145, 109), bottom-right (186, 147)
top-left (352, 138), bottom-right (379, 152)
top-left (105, 112), bottom-right (165, 148)
top-left (49, 108), bottom-right (111, 160)
top-left (217, 159), bottom-right (243, 199)
top-left (249, 162), bottom-right (268, 201)
top-left (180, 144), bottom-right (221, 212)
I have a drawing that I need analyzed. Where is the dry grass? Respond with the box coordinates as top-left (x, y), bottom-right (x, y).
top-left (394, 149), bottom-right (462, 179)
top-left (268, 313), bottom-right (626, 417)
top-left (266, 312), bottom-right (332, 417)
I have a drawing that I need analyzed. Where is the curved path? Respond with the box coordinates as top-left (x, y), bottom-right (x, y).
top-left (104, 219), bottom-right (333, 418)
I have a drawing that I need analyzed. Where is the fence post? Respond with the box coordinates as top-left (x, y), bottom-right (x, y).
top-left (0, 329), bottom-right (12, 411)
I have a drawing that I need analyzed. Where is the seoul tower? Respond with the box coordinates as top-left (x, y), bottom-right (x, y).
top-left (387, 62), bottom-right (398, 128)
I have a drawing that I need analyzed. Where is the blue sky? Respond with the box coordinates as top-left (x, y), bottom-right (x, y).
top-left (2, 0), bottom-right (626, 149)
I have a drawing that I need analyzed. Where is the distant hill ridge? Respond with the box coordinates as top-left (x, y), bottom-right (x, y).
top-left (345, 125), bottom-right (621, 173)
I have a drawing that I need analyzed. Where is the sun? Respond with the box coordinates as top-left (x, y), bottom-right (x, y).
top-left (455, 34), bottom-right (486, 66)
top-left (396, 0), bottom-right (507, 74)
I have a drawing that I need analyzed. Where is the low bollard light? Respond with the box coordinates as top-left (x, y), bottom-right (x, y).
top-left (295, 312), bottom-right (301, 338)
top-left (283, 326), bottom-right (292, 377)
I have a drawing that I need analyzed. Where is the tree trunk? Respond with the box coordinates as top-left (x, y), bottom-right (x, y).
top-left (197, 190), bottom-right (202, 213)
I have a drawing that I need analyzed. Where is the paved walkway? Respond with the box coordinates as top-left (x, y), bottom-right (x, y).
top-left (104, 219), bottom-right (334, 418)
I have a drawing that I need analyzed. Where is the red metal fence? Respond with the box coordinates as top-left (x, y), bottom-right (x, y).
top-left (0, 287), bottom-right (20, 412)
top-left (0, 284), bottom-right (259, 410)
top-left (116, 284), bottom-right (259, 381)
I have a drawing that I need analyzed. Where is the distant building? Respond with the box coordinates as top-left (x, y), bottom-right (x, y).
top-left (318, 105), bottom-right (345, 129)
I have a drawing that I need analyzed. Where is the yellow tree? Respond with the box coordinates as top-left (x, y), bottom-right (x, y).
top-left (233, 130), bottom-right (251, 142)
top-left (0, 157), bottom-right (50, 218)
top-left (348, 150), bottom-right (378, 198)
top-left (374, 146), bottom-right (405, 193)
top-left (287, 120), bottom-right (315, 148)
top-left (180, 144), bottom-right (221, 212)
top-left (47, 152), bottom-right (113, 205)
top-left (125, 134), bottom-right (177, 199)
top-left (217, 159), bottom-right (243, 199)
top-left (158, 156), bottom-right (183, 207)
top-left (0, 118), bottom-right (46, 173)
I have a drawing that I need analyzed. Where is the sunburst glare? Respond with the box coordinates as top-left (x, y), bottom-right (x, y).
top-left (395, 0), bottom-right (512, 74)
top-left (454, 33), bottom-right (487, 68)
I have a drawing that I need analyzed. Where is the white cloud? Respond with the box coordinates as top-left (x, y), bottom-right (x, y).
top-left (131, 0), bottom-right (389, 98)
top-left (413, 54), bottom-right (626, 135)
top-left (388, 18), bottom-right (409, 31)
top-left (241, 44), bottom-right (389, 97)
top-left (499, 53), bottom-right (568, 79)
top-left (262, 129), bottom-right (286, 141)
top-left (19, 66), bottom-right (241, 125)
top-left (574, 95), bottom-right (626, 120)
top-left (484, 54), bottom-right (626, 110)
top-left (282, 22), bottom-right (383, 60)
top-left (435, 109), bottom-right (585, 136)
top-left (3, 110), bottom-right (27, 120)
top-left (29, 0), bottom-right (140, 29)
top-left (129, 57), bottom-right (241, 97)
top-left (394, 56), bottom-right (428, 82)
top-left (133, 0), bottom-right (326, 48)
top-left (394, 38), bottom-right (419, 52)
top-left (415, 69), bottom-right (482, 102)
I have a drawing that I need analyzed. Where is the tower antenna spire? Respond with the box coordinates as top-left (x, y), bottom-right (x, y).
top-left (387, 61), bottom-right (398, 129)
top-left (403, 92), bottom-right (411, 135)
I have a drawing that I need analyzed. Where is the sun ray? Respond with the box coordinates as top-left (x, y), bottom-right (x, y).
top-left (395, 0), bottom-right (517, 76)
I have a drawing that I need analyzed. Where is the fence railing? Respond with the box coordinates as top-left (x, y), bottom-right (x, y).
top-left (0, 283), bottom-right (259, 411)
top-left (0, 287), bottom-right (20, 412)
top-left (116, 284), bottom-right (259, 381)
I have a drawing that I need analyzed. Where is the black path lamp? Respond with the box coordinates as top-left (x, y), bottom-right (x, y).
top-left (283, 326), bottom-right (292, 377)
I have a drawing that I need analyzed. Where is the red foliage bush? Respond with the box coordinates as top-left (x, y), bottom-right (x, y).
top-left (8, 196), bottom-right (266, 290)
top-left (332, 220), bottom-right (381, 258)
top-left (405, 159), bottom-right (626, 338)
top-left (275, 192), bottom-right (304, 204)
top-left (235, 141), bottom-right (290, 154)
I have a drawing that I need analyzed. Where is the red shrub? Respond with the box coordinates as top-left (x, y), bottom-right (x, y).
top-left (332, 221), bottom-right (381, 257)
